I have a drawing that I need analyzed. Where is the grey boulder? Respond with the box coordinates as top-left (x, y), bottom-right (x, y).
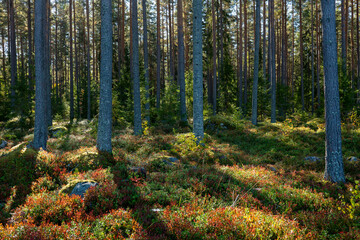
top-left (70, 182), bottom-right (98, 198)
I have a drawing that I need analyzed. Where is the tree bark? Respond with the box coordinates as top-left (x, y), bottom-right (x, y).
top-left (178, 0), bottom-right (187, 123)
top-left (28, 0), bottom-right (34, 98)
top-left (156, 0), bottom-right (161, 109)
top-left (300, 0), bottom-right (304, 111)
top-left (211, 0), bottom-right (216, 114)
top-left (193, 0), bottom-right (204, 140)
top-left (321, 0), bottom-right (345, 183)
top-left (132, 0), bottom-right (142, 135)
top-left (33, 0), bottom-right (48, 150)
top-left (97, 0), bottom-right (113, 153)
top-left (70, 0), bottom-right (74, 122)
top-left (142, 0), bottom-right (150, 123)
top-left (251, 0), bottom-right (261, 125)
top-left (9, 0), bottom-right (17, 108)
top-left (86, 0), bottom-right (91, 120)
top-left (270, 0), bottom-right (276, 123)
top-left (311, 0), bottom-right (315, 114)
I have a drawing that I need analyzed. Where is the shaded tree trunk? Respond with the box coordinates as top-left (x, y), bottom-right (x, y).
top-left (300, 0), bottom-right (304, 110)
top-left (156, 0), bottom-right (161, 109)
top-left (33, 0), bottom-right (48, 150)
top-left (321, 0), bottom-right (345, 183)
top-left (211, 0), bottom-right (216, 114)
top-left (178, 0), bottom-right (187, 122)
top-left (86, 0), bottom-right (91, 120)
top-left (28, 0), bottom-right (34, 98)
top-left (270, 0), bottom-right (276, 123)
top-left (70, 0), bottom-right (74, 122)
top-left (132, 0), bottom-right (142, 135)
top-left (9, 0), bottom-right (17, 108)
top-left (168, 0), bottom-right (174, 82)
top-left (97, 0), bottom-right (113, 153)
top-left (193, 0), bottom-right (204, 139)
top-left (251, 0), bottom-right (261, 125)
top-left (244, 0), bottom-right (248, 109)
top-left (142, 0), bottom-right (150, 123)
top-left (311, 0), bottom-right (315, 114)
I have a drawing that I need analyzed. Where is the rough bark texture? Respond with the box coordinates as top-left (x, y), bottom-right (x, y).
top-left (86, 0), bottom-right (91, 120)
top-left (33, 0), bottom-right (48, 150)
top-left (270, 0), bottom-right (276, 123)
top-left (156, 0), bottom-right (161, 109)
top-left (251, 0), bottom-right (261, 125)
top-left (193, 0), bottom-right (204, 140)
top-left (311, 0), bottom-right (315, 114)
top-left (321, 0), bottom-right (345, 183)
top-left (97, 0), bottom-right (113, 153)
top-left (70, 0), bottom-right (74, 122)
top-left (9, 0), bottom-right (17, 108)
top-left (132, 0), bottom-right (142, 135)
top-left (300, 0), bottom-right (304, 110)
top-left (142, 0), bottom-right (150, 123)
top-left (178, 0), bottom-right (187, 123)
top-left (211, 0), bottom-right (216, 115)
top-left (28, 0), bottom-right (34, 97)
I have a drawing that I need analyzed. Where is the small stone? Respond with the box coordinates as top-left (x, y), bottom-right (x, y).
top-left (70, 182), bottom-right (98, 198)
top-left (0, 140), bottom-right (8, 149)
top-left (163, 157), bottom-right (179, 166)
top-left (269, 166), bottom-right (277, 172)
top-left (348, 156), bottom-right (358, 162)
top-left (129, 167), bottom-right (147, 178)
top-left (304, 156), bottom-right (321, 162)
top-left (254, 188), bottom-right (262, 192)
top-left (151, 208), bottom-right (163, 212)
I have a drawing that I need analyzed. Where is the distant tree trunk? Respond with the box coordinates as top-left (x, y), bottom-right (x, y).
top-left (33, 0), bottom-right (48, 150)
top-left (263, 0), bottom-right (266, 76)
top-left (291, 0), bottom-right (295, 110)
top-left (350, 0), bottom-right (355, 87)
top-left (178, 0), bottom-right (187, 123)
top-left (316, 0), bottom-right (321, 107)
top-left (74, 0), bottom-right (80, 119)
top-left (281, 0), bottom-right (287, 87)
top-left (270, 0), bottom-right (276, 123)
top-left (156, 0), bottom-right (161, 109)
top-left (117, 0), bottom-right (121, 84)
top-left (142, 0), bottom-right (150, 123)
top-left (193, 0), bottom-right (204, 140)
top-left (311, 0), bottom-right (315, 114)
top-left (321, 0), bottom-right (345, 183)
top-left (219, 0), bottom-right (224, 110)
top-left (211, 0), bottom-right (216, 114)
top-left (341, 0), bottom-right (347, 73)
top-left (168, 0), bottom-right (174, 82)
top-left (357, 0), bottom-right (360, 102)
top-left (251, 0), bottom-right (261, 125)
top-left (9, 0), bottom-right (17, 108)
top-left (184, 1), bottom-right (190, 70)
top-left (132, 0), bottom-right (142, 135)
top-left (28, 0), bottom-right (34, 97)
top-left (45, 0), bottom-right (51, 126)
top-left (93, 0), bottom-right (96, 86)
top-left (55, 2), bottom-right (59, 103)
top-left (239, 0), bottom-right (243, 109)
top-left (1, 29), bottom-right (6, 90)
top-left (121, 0), bottom-right (125, 63)
top-left (69, 0), bottom-right (74, 122)
top-left (86, 0), bottom-right (91, 120)
top-left (97, 0), bottom-right (113, 153)
top-left (244, 0), bottom-right (248, 110)
top-left (300, 0), bottom-right (304, 110)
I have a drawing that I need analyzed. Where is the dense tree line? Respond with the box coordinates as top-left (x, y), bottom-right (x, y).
top-left (0, 0), bottom-right (357, 183)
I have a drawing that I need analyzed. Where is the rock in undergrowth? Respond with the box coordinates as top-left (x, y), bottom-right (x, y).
top-left (304, 156), bottom-right (321, 162)
top-left (0, 140), bottom-right (8, 149)
top-left (163, 157), bottom-right (179, 166)
top-left (348, 156), bottom-right (358, 162)
top-left (49, 126), bottom-right (68, 138)
top-left (70, 181), bottom-right (98, 198)
top-left (129, 167), bottom-right (147, 178)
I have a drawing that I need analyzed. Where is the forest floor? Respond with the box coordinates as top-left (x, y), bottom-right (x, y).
top-left (0, 114), bottom-right (359, 239)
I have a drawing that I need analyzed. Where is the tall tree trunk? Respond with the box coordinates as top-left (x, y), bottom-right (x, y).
top-left (45, 0), bottom-right (51, 126)
top-left (219, 0), bottom-right (224, 110)
top-left (263, 0), bottom-right (266, 76)
top-left (300, 0), bottom-right (304, 110)
top-left (28, 0), bottom-right (34, 98)
top-left (239, 0), bottom-right (243, 109)
top-left (311, 0), bottom-right (315, 114)
top-left (97, 0), bottom-right (113, 153)
top-left (270, 0), bottom-right (276, 123)
top-left (142, 0), bottom-right (150, 123)
top-left (211, 0), bottom-right (216, 114)
top-left (316, 0), bottom-right (321, 107)
top-left (156, 0), bottom-right (161, 109)
top-left (357, 0), bottom-right (360, 102)
top-left (121, 0), bottom-right (125, 63)
top-left (117, 0), bottom-right (121, 84)
top-left (74, 0), bottom-right (80, 119)
top-left (132, 0), bottom-right (142, 135)
top-left (86, 0), bottom-right (91, 120)
top-left (55, 2), bottom-right (59, 103)
top-left (193, 0), bottom-right (204, 140)
top-left (168, 0), bottom-right (174, 82)
top-left (1, 29), bottom-right (6, 91)
top-left (291, 0), bottom-right (295, 110)
top-left (9, 0), bottom-right (17, 108)
top-left (244, 0), bottom-right (248, 110)
top-left (70, 0), bottom-right (74, 122)
top-left (33, 0), bottom-right (48, 150)
top-left (251, 0), bottom-right (261, 125)
top-left (178, 0), bottom-right (186, 122)
top-left (321, 0), bottom-right (345, 183)
top-left (341, 0), bottom-right (347, 74)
